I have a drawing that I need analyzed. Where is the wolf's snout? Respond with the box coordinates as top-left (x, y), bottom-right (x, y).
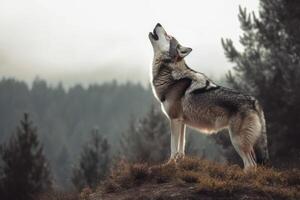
top-left (155, 23), bottom-right (162, 28)
top-left (149, 23), bottom-right (162, 41)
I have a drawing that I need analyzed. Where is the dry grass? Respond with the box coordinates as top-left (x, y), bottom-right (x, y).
top-left (100, 157), bottom-right (300, 200)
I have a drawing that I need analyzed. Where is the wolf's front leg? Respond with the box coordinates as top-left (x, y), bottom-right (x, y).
top-left (169, 119), bottom-right (185, 161)
top-left (178, 123), bottom-right (186, 157)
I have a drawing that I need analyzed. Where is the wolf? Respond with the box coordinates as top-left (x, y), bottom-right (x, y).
top-left (148, 23), bottom-right (269, 170)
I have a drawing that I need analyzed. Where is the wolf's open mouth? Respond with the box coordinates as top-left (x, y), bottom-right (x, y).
top-left (150, 28), bottom-right (159, 40)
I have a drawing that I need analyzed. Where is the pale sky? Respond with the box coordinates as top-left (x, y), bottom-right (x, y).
top-left (0, 0), bottom-right (259, 86)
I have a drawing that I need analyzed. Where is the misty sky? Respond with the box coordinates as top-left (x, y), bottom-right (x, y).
top-left (0, 0), bottom-right (259, 86)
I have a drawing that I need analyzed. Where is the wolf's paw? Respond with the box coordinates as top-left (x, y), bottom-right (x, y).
top-left (243, 165), bottom-right (257, 173)
top-left (168, 152), bottom-right (185, 164)
top-left (175, 152), bottom-right (185, 161)
top-left (166, 158), bottom-right (176, 165)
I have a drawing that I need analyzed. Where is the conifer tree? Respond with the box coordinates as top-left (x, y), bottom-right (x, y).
top-left (72, 129), bottom-right (110, 190)
top-left (0, 113), bottom-right (51, 200)
top-left (222, 0), bottom-right (300, 166)
top-left (121, 105), bottom-right (170, 163)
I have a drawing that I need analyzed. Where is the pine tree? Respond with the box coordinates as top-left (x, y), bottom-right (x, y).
top-left (72, 129), bottom-right (110, 191)
top-left (0, 113), bottom-right (51, 200)
top-left (121, 105), bottom-right (170, 163)
top-left (221, 0), bottom-right (300, 166)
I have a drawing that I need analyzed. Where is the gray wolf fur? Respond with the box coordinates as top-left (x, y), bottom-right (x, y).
top-left (148, 23), bottom-right (269, 170)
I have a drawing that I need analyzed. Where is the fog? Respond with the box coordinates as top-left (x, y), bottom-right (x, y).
top-left (0, 0), bottom-right (258, 86)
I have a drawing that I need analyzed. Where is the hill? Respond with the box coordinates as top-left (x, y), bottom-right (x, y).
top-left (74, 157), bottom-right (300, 200)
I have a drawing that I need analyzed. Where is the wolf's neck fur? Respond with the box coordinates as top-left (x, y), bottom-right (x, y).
top-left (151, 54), bottom-right (188, 101)
top-left (152, 54), bottom-right (186, 81)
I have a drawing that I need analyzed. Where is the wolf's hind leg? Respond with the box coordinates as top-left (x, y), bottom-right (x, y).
top-left (170, 119), bottom-right (184, 160)
top-left (254, 111), bottom-right (269, 165)
top-left (229, 112), bottom-right (262, 171)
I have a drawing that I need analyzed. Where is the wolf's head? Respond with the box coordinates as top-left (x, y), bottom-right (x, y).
top-left (149, 23), bottom-right (192, 62)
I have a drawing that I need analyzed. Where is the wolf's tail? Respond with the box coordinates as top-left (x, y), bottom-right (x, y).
top-left (254, 104), bottom-right (270, 165)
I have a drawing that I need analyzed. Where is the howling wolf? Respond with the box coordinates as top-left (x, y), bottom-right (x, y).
top-left (148, 23), bottom-right (269, 170)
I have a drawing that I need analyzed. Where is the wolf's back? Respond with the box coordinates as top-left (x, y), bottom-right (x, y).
top-left (187, 86), bottom-right (257, 113)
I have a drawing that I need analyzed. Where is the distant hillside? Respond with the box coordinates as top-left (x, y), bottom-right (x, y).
top-left (0, 78), bottom-right (153, 187)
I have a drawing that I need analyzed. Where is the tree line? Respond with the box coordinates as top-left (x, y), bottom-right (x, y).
top-left (0, 78), bottom-right (153, 187)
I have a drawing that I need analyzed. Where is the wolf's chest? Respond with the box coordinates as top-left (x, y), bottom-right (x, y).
top-left (158, 78), bottom-right (192, 118)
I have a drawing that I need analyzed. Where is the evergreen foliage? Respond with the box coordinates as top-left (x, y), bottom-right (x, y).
top-left (72, 129), bottom-right (110, 190)
top-left (0, 78), bottom-right (152, 186)
top-left (121, 105), bottom-right (170, 163)
top-left (222, 0), bottom-right (300, 166)
top-left (0, 113), bottom-right (52, 200)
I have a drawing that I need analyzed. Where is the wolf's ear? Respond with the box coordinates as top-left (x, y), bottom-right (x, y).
top-left (177, 45), bottom-right (192, 58)
top-left (177, 46), bottom-right (192, 58)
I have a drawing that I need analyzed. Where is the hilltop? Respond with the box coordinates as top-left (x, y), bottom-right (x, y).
top-left (75, 157), bottom-right (300, 200)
